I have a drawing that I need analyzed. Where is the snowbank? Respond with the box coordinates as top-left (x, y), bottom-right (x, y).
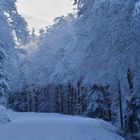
top-left (0, 105), bottom-right (11, 124)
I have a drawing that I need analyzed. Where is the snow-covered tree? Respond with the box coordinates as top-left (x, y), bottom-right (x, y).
top-left (0, 0), bottom-right (19, 123)
top-left (1, 0), bottom-right (30, 46)
top-left (0, 1), bottom-right (15, 106)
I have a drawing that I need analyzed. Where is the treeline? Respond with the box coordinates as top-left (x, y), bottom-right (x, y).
top-left (8, 81), bottom-right (87, 115)
top-left (8, 68), bottom-right (140, 137)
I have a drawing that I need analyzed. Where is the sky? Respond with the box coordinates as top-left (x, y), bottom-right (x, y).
top-left (16, 0), bottom-right (74, 31)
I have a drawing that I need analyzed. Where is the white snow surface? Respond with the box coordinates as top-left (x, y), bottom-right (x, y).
top-left (0, 112), bottom-right (124, 140)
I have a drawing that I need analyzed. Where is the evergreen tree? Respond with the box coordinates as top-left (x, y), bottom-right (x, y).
top-left (0, 1), bottom-right (15, 106)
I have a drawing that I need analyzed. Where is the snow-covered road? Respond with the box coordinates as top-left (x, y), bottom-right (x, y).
top-left (0, 112), bottom-right (124, 140)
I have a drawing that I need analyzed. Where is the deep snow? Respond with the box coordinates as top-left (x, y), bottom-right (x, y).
top-left (0, 112), bottom-right (124, 140)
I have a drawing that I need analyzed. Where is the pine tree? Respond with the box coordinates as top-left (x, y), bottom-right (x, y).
top-left (0, 1), bottom-right (15, 106)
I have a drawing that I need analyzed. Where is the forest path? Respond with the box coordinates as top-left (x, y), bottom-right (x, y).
top-left (0, 112), bottom-right (124, 140)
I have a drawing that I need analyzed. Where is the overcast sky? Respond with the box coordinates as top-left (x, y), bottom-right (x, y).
top-left (17, 0), bottom-right (74, 31)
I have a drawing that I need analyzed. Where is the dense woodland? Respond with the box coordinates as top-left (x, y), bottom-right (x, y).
top-left (0, 0), bottom-right (140, 139)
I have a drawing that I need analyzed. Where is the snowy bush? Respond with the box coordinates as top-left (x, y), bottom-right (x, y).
top-left (0, 105), bottom-right (11, 124)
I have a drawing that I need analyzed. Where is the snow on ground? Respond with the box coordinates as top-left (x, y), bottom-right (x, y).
top-left (0, 112), bottom-right (124, 140)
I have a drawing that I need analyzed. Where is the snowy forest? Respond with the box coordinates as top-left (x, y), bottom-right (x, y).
top-left (0, 0), bottom-right (140, 140)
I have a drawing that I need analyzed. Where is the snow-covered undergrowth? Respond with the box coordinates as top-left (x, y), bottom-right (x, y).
top-left (0, 105), bottom-right (11, 124)
top-left (0, 112), bottom-right (124, 140)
